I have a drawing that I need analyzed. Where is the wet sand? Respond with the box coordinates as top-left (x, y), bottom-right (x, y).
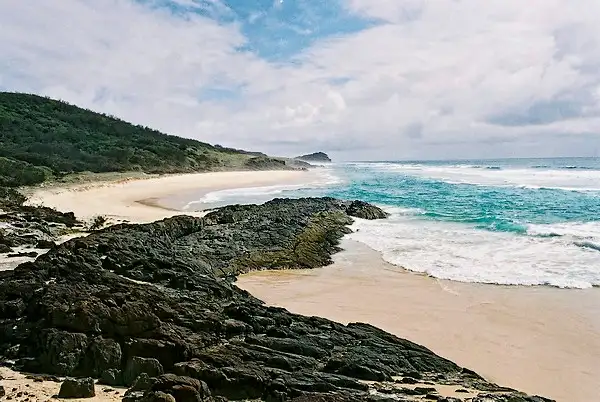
top-left (237, 239), bottom-right (600, 402)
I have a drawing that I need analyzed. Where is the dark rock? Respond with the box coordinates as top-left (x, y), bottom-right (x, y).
top-left (98, 369), bottom-right (122, 386)
top-left (414, 387), bottom-right (437, 395)
top-left (124, 357), bottom-right (164, 386)
top-left (0, 244), bottom-right (12, 253)
top-left (7, 251), bottom-right (37, 258)
top-left (0, 385), bottom-right (5, 397)
top-left (148, 374), bottom-right (210, 402)
top-left (145, 392), bottom-right (176, 402)
top-left (80, 337), bottom-right (122, 378)
top-left (36, 239), bottom-right (56, 249)
top-left (127, 373), bottom-right (155, 394)
top-left (0, 198), bottom-right (553, 402)
top-left (57, 377), bottom-right (95, 398)
top-left (346, 200), bottom-right (389, 220)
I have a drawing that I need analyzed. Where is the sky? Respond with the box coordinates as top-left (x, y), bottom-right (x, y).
top-left (1, 0), bottom-right (600, 160)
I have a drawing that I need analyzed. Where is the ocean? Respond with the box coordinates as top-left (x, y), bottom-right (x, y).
top-left (186, 157), bottom-right (600, 289)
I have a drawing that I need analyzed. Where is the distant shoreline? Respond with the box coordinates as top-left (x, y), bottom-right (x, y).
top-left (26, 169), bottom-right (321, 224)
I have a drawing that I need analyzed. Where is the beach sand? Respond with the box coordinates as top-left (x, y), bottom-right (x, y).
top-left (26, 170), bottom-right (320, 223)
top-left (0, 367), bottom-right (126, 401)
top-left (236, 239), bottom-right (600, 402)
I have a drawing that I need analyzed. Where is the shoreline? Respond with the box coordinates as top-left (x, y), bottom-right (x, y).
top-left (236, 239), bottom-right (600, 402)
top-left (26, 169), bottom-right (322, 223)
top-left (11, 169), bottom-right (597, 400)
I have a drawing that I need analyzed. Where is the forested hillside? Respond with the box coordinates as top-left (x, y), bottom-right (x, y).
top-left (0, 92), bottom-right (276, 186)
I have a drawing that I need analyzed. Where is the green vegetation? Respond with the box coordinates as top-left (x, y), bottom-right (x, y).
top-left (0, 92), bottom-right (287, 187)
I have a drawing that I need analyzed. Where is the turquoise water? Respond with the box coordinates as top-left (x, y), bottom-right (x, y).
top-left (307, 158), bottom-right (600, 233)
top-left (192, 157), bottom-right (600, 288)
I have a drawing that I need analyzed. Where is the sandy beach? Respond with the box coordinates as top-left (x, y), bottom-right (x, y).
top-left (237, 239), bottom-right (600, 402)
top-left (26, 170), bottom-right (320, 223)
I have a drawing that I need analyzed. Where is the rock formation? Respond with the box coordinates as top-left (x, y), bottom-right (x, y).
top-left (294, 152), bottom-right (332, 163)
top-left (0, 198), bottom-right (552, 401)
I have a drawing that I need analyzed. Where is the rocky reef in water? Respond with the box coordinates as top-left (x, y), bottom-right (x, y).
top-left (0, 197), bottom-right (552, 401)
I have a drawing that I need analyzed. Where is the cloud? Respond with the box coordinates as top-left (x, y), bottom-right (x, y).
top-left (1, 0), bottom-right (599, 159)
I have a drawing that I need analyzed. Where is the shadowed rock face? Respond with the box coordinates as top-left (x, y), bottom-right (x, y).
top-left (0, 198), bottom-right (552, 401)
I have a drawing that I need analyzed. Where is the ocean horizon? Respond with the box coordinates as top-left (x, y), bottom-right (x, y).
top-left (185, 156), bottom-right (600, 289)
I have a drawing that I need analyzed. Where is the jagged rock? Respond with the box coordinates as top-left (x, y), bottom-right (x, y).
top-left (22, 330), bottom-right (89, 375)
top-left (0, 190), bottom-right (81, 253)
top-left (126, 375), bottom-right (211, 402)
top-left (152, 374), bottom-right (211, 400)
top-left (124, 357), bottom-right (164, 386)
top-left (346, 200), bottom-right (389, 220)
top-left (0, 243), bottom-right (12, 253)
top-left (78, 337), bottom-right (122, 378)
top-left (128, 373), bottom-right (156, 394)
top-left (57, 377), bottom-right (95, 398)
top-left (0, 385), bottom-right (5, 397)
top-left (0, 198), bottom-right (552, 402)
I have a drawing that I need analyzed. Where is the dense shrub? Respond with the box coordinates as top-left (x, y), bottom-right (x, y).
top-left (0, 92), bottom-right (252, 186)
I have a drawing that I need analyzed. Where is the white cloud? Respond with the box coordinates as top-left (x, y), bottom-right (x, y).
top-left (1, 0), bottom-right (599, 159)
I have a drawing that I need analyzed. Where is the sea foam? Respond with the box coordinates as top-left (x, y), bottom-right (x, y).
top-left (348, 209), bottom-right (600, 289)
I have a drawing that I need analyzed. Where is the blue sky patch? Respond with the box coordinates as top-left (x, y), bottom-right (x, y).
top-left (143, 0), bottom-right (377, 60)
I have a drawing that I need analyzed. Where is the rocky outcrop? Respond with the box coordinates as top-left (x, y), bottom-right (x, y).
top-left (0, 188), bottom-right (82, 255)
top-left (346, 200), bottom-right (389, 220)
top-left (0, 197), bottom-right (552, 401)
top-left (295, 152), bottom-right (332, 163)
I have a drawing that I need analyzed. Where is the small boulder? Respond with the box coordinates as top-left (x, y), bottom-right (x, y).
top-left (36, 239), bottom-right (56, 249)
top-left (124, 357), bottom-right (164, 386)
top-left (345, 200), bottom-right (388, 220)
top-left (0, 385), bottom-right (5, 397)
top-left (7, 251), bottom-right (38, 258)
top-left (58, 377), bottom-right (95, 398)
